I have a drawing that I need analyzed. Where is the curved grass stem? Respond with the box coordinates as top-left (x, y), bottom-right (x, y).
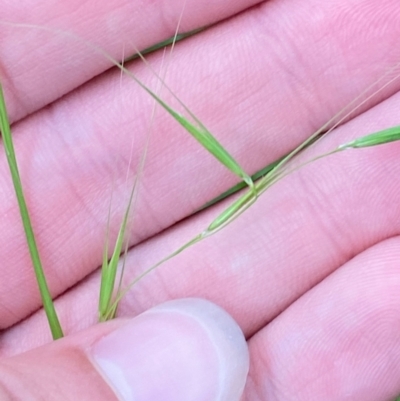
top-left (105, 123), bottom-right (400, 319)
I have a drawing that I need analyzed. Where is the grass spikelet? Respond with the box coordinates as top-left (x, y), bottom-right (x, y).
top-left (116, 64), bottom-right (255, 190)
top-left (338, 125), bottom-right (400, 149)
top-left (98, 182), bottom-right (135, 322)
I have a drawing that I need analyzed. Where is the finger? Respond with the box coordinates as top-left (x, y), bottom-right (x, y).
top-left (244, 237), bottom-right (400, 401)
top-left (4, 87), bottom-right (400, 355)
top-left (0, 299), bottom-right (248, 401)
top-left (1, 0), bottom-right (400, 328)
top-left (0, 0), bottom-right (262, 123)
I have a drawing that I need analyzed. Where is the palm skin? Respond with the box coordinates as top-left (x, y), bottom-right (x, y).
top-left (1, 1), bottom-right (400, 400)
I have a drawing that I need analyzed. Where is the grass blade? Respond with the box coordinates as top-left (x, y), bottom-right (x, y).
top-left (124, 71), bottom-right (254, 188)
top-left (98, 182), bottom-right (135, 322)
top-left (125, 27), bottom-right (206, 62)
top-left (158, 100), bottom-right (254, 187)
top-left (0, 84), bottom-right (63, 340)
top-left (338, 125), bottom-right (400, 149)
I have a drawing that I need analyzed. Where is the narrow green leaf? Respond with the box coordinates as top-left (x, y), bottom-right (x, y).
top-left (103, 54), bottom-right (254, 189)
top-left (132, 81), bottom-right (253, 187)
top-left (98, 185), bottom-right (135, 322)
top-left (0, 84), bottom-right (63, 340)
top-left (124, 27), bottom-right (206, 62)
top-left (99, 231), bottom-right (124, 321)
top-left (163, 104), bottom-right (253, 187)
top-left (98, 198), bottom-right (112, 320)
top-left (339, 126), bottom-right (400, 149)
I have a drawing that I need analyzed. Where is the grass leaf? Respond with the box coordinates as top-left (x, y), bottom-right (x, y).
top-left (338, 125), bottom-right (400, 149)
top-left (158, 100), bottom-right (254, 187)
top-left (123, 69), bottom-right (254, 188)
top-left (125, 27), bottom-right (206, 62)
top-left (0, 84), bottom-right (63, 339)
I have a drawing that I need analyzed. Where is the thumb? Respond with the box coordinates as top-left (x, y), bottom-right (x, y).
top-left (0, 298), bottom-right (249, 401)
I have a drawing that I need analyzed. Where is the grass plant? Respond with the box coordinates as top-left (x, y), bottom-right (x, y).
top-left (2, 50), bottom-right (400, 331)
top-left (1, 17), bottom-right (400, 399)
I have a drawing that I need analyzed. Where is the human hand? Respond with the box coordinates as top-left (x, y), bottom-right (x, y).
top-left (1, 1), bottom-right (400, 400)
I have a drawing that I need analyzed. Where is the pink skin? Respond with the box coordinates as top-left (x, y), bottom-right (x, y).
top-left (1, 0), bottom-right (400, 400)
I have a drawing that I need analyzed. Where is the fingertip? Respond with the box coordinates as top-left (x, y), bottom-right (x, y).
top-left (91, 298), bottom-right (249, 401)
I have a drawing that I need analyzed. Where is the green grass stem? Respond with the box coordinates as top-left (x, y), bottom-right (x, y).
top-left (120, 63), bottom-right (254, 189)
top-left (0, 84), bottom-right (63, 340)
top-left (107, 121), bottom-right (400, 316)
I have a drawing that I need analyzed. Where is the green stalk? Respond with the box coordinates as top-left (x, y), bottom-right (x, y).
top-left (195, 156), bottom-right (284, 212)
top-left (0, 84), bottom-right (63, 340)
top-left (124, 27), bottom-right (207, 62)
top-left (107, 122), bottom-right (400, 316)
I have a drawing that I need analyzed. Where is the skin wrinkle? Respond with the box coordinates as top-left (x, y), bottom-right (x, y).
top-left (240, 17), bottom-right (312, 122)
top-left (0, 337), bottom-right (120, 400)
top-left (248, 5), bottom-right (349, 135)
top-left (0, 57), bottom-right (21, 119)
top-left (1, 0), bottom-right (265, 123)
top-left (22, 105), bottom-right (113, 249)
top-left (0, 365), bottom-right (23, 401)
top-left (251, 14), bottom-right (320, 123)
top-left (245, 238), bottom-right (400, 400)
top-left (244, 338), bottom-right (283, 401)
top-left (295, 165), bottom-right (358, 263)
top-left (158, 0), bottom-right (187, 35)
top-left (338, 0), bottom-right (394, 39)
